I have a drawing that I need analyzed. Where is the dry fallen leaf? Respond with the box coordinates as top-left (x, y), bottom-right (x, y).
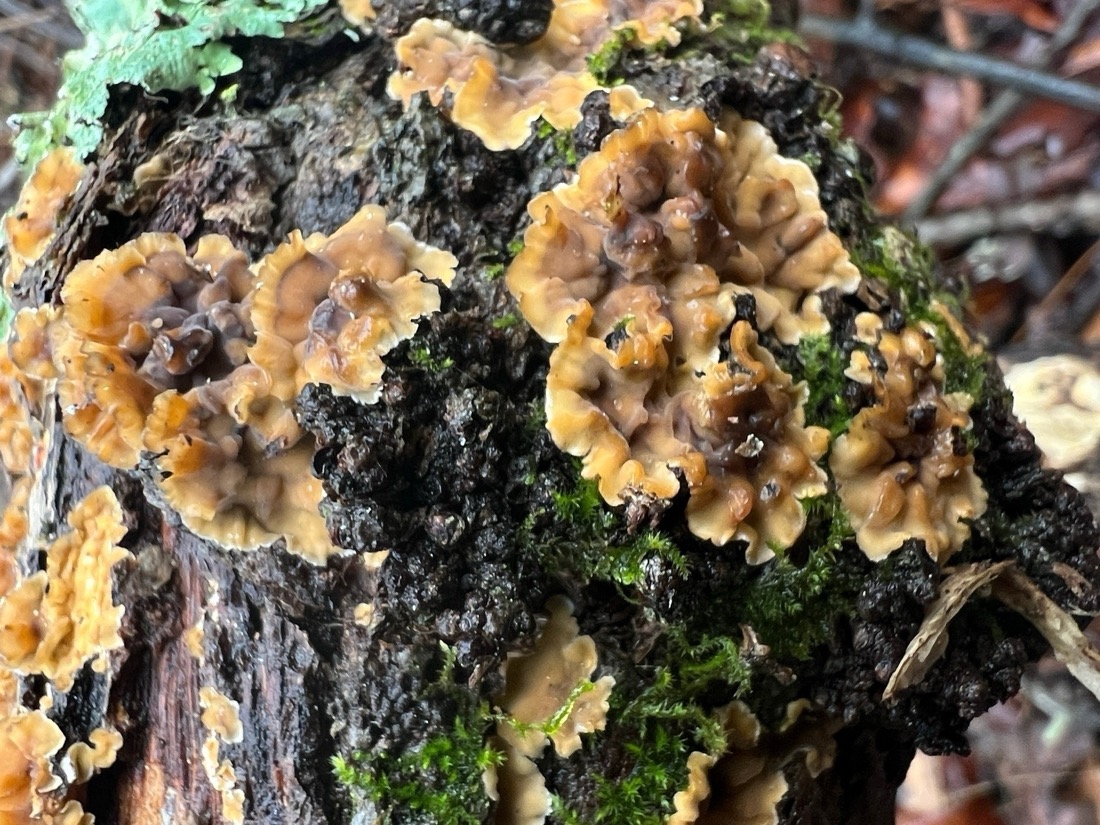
top-left (993, 567), bottom-right (1100, 704)
top-left (884, 561), bottom-right (1013, 702)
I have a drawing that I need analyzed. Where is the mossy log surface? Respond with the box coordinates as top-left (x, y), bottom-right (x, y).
top-left (7, 2), bottom-right (1100, 824)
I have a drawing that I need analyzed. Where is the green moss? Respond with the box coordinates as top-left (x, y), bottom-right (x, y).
top-left (492, 312), bottom-right (521, 330)
top-left (739, 493), bottom-right (859, 659)
top-left (334, 645), bottom-right (502, 824)
top-left (586, 28), bottom-right (636, 86)
top-left (409, 344), bottom-right (455, 373)
top-left (592, 725), bottom-right (690, 824)
top-left (530, 475), bottom-right (688, 589)
top-left (483, 262), bottom-right (506, 281)
top-left (13, 0), bottom-right (329, 167)
top-left (576, 625), bottom-right (755, 822)
top-left (785, 333), bottom-right (851, 439)
top-left (537, 119), bottom-right (579, 166)
top-left (333, 711), bottom-right (503, 825)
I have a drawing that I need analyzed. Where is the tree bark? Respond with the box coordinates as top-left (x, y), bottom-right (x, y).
top-left (4, 3), bottom-right (1099, 825)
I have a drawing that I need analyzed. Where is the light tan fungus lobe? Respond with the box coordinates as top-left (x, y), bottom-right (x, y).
top-left (199, 687), bottom-right (244, 745)
top-left (44, 233), bottom-right (254, 468)
top-left (2, 147), bottom-right (84, 288)
top-left (387, 0), bottom-right (701, 150)
top-left (830, 322), bottom-right (987, 562)
top-left (0, 710), bottom-right (65, 823)
top-left (0, 486), bottom-right (130, 692)
top-left (547, 309), bottom-right (828, 559)
top-left (507, 107), bottom-right (852, 555)
top-left (507, 107), bottom-right (859, 346)
top-left (498, 596), bottom-right (614, 758)
top-left (671, 701), bottom-right (839, 825)
top-left (339, 0), bottom-right (376, 27)
top-left (64, 727), bottom-right (124, 784)
top-left (245, 205), bottom-right (456, 444)
top-left (486, 598), bottom-right (613, 825)
top-left (142, 384), bottom-right (341, 564)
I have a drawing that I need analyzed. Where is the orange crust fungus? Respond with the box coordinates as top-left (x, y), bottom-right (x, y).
top-left (245, 205), bottom-right (457, 445)
top-left (2, 147), bottom-right (84, 289)
top-left (0, 709), bottom-right (65, 823)
top-left (0, 486), bottom-right (130, 692)
top-left (830, 317), bottom-right (987, 562)
top-left (387, 0), bottom-right (705, 150)
top-left (509, 108), bottom-right (853, 557)
top-left (507, 108), bottom-right (859, 346)
top-left (7, 204), bottom-right (454, 565)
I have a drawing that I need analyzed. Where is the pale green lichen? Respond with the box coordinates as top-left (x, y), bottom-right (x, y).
top-left (13, 0), bottom-right (330, 167)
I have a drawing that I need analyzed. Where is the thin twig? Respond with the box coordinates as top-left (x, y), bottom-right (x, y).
top-left (904, 0), bottom-right (1100, 221)
top-left (799, 13), bottom-right (1100, 113)
top-left (0, 8), bottom-right (53, 36)
top-left (915, 191), bottom-right (1100, 245)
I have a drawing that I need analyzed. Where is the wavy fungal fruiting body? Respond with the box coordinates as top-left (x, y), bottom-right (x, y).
top-left (831, 320), bottom-right (987, 562)
top-left (387, 0), bottom-right (702, 150)
top-left (509, 108), bottom-right (854, 559)
top-left (7, 207), bottom-right (455, 564)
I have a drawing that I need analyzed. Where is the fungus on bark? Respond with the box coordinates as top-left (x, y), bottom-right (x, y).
top-left (0, 486), bottom-right (130, 692)
top-left (2, 147), bottom-right (84, 289)
top-left (0, 709), bottom-right (65, 823)
top-left (386, 0), bottom-right (705, 150)
top-left (142, 384), bottom-right (338, 564)
top-left (669, 701), bottom-right (838, 825)
top-left (64, 727), bottom-right (123, 784)
top-left (485, 598), bottom-right (614, 824)
top-left (245, 204), bottom-right (457, 445)
top-left (511, 108), bottom-right (846, 558)
top-left (49, 233), bottom-right (253, 468)
top-left (830, 319), bottom-right (987, 562)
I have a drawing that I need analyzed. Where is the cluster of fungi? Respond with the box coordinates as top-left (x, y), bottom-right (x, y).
top-left (0, 0), bottom-right (1090, 822)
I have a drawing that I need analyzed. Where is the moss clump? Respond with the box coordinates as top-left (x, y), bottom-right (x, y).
top-left (333, 712), bottom-right (503, 825)
top-left (572, 626), bottom-right (753, 823)
top-left (333, 646), bottom-right (503, 824)
top-left (783, 333), bottom-right (852, 439)
top-left (536, 119), bottom-right (579, 166)
top-left (591, 724), bottom-right (691, 824)
top-left (586, 28), bottom-right (636, 86)
top-left (526, 475), bottom-right (688, 589)
top-left (739, 494), bottom-right (859, 659)
top-left (408, 344), bottom-right (456, 373)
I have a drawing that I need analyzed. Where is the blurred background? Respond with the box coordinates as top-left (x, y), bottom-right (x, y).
top-left (2, 0), bottom-right (1100, 822)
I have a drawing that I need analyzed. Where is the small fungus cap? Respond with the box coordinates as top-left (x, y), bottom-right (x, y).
top-left (52, 233), bottom-right (254, 468)
top-left (0, 486), bottom-right (130, 691)
top-left (246, 206), bottom-right (456, 443)
top-left (3, 147), bottom-right (84, 288)
top-left (0, 710), bottom-right (65, 820)
top-left (830, 322), bottom-right (988, 562)
top-left (143, 384), bottom-right (343, 565)
top-left (386, 0), bottom-right (694, 150)
top-left (499, 596), bottom-right (614, 759)
top-left (547, 310), bottom-right (828, 559)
